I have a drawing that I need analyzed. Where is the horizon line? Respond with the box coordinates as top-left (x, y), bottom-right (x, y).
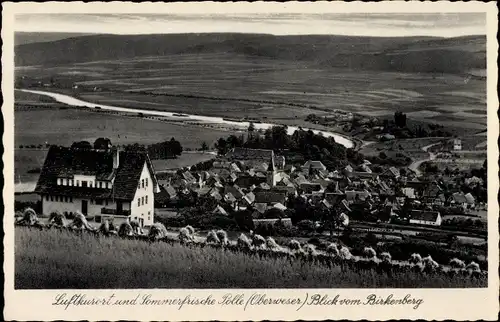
top-left (15, 31), bottom-right (486, 39)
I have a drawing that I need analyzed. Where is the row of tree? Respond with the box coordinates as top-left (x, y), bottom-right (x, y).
top-left (70, 137), bottom-right (183, 159)
top-left (214, 124), bottom-right (365, 169)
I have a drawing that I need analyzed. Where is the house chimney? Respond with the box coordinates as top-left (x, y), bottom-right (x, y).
top-left (112, 147), bottom-right (120, 169)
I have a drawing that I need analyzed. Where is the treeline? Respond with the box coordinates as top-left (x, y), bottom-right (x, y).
top-left (383, 112), bottom-right (452, 139)
top-left (214, 125), bottom-right (364, 169)
top-left (70, 137), bottom-right (183, 159)
top-left (123, 138), bottom-right (183, 159)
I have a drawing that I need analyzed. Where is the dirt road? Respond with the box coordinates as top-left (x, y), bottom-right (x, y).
top-left (408, 143), bottom-right (439, 177)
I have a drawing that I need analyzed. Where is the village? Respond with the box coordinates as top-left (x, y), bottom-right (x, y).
top-left (19, 121), bottom-right (487, 250)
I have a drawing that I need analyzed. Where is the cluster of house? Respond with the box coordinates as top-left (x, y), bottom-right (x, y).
top-left (35, 143), bottom-right (482, 230)
top-left (155, 147), bottom-right (482, 228)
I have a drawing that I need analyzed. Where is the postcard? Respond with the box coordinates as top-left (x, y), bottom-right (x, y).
top-left (3, 1), bottom-right (499, 321)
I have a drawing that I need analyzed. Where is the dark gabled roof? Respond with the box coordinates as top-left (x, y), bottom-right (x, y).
top-left (381, 166), bottom-right (400, 177)
top-left (324, 192), bottom-right (345, 206)
top-left (410, 210), bottom-right (440, 222)
top-left (254, 191), bottom-right (287, 204)
top-left (224, 185), bottom-right (244, 199)
top-left (451, 192), bottom-right (468, 203)
top-left (35, 146), bottom-right (157, 200)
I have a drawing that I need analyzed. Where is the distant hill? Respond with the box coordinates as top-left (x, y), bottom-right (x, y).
top-left (15, 32), bottom-right (97, 46)
top-left (14, 33), bottom-right (486, 74)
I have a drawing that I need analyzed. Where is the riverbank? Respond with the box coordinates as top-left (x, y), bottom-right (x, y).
top-left (16, 88), bottom-right (355, 149)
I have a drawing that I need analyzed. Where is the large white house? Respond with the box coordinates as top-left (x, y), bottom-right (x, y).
top-left (35, 145), bottom-right (160, 227)
top-left (409, 210), bottom-right (442, 226)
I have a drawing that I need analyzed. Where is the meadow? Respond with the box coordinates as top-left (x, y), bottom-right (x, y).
top-left (15, 227), bottom-right (486, 289)
top-left (16, 50), bottom-right (487, 131)
top-left (14, 90), bottom-right (228, 186)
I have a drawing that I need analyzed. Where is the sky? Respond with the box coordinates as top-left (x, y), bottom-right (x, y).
top-left (15, 13), bottom-right (486, 37)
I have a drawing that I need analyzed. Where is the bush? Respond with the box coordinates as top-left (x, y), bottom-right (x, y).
top-left (379, 252), bottom-right (392, 263)
top-left (265, 237), bottom-right (280, 250)
top-left (216, 230), bottom-right (228, 246)
top-left (449, 258), bottom-right (466, 269)
top-left (206, 230), bottom-right (220, 244)
top-left (297, 220), bottom-right (316, 233)
top-left (422, 255), bottom-right (439, 271)
top-left (409, 253), bottom-right (422, 264)
top-left (48, 211), bottom-right (67, 227)
top-left (185, 225), bottom-right (195, 235)
top-left (251, 234), bottom-right (266, 248)
top-left (466, 261), bottom-right (481, 272)
top-left (237, 233), bottom-right (252, 249)
top-left (288, 239), bottom-right (302, 251)
top-left (326, 243), bottom-right (340, 257)
top-left (118, 222), bottom-right (134, 237)
top-left (148, 223), bottom-right (168, 240)
top-left (303, 244), bottom-right (318, 256)
top-left (339, 246), bottom-right (352, 260)
top-left (178, 227), bottom-right (194, 244)
top-left (363, 246), bottom-right (377, 259)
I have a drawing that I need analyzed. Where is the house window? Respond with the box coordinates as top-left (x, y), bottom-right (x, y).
top-left (95, 216), bottom-right (101, 223)
top-left (99, 182), bottom-right (103, 189)
top-left (138, 199), bottom-right (140, 207)
top-left (141, 196), bottom-right (144, 205)
top-left (148, 211), bottom-right (151, 221)
top-left (146, 178), bottom-right (148, 187)
top-left (45, 195), bottom-right (49, 201)
top-left (142, 179), bottom-right (145, 188)
top-left (145, 196), bottom-right (148, 204)
top-left (105, 199), bottom-right (109, 206)
top-left (89, 182), bottom-right (93, 188)
top-left (138, 182), bottom-right (141, 189)
top-left (95, 199), bottom-right (103, 205)
top-left (76, 180), bottom-right (79, 186)
top-left (82, 181), bottom-right (88, 187)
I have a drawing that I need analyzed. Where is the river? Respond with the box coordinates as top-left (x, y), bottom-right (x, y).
top-left (17, 89), bottom-right (354, 148)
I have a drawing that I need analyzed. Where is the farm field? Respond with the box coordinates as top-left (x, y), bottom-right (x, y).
top-left (14, 95), bottom-right (229, 187)
top-left (152, 152), bottom-right (216, 172)
top-left (15, 227), bottom-right (486, 289)
top-left (16, 50), bottom-right (487, 131)
top-left (15, 103), bottom-right (229, 149)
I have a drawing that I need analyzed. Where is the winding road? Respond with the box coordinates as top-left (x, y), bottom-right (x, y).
top-left (408, 143), bottom-right (440, 177)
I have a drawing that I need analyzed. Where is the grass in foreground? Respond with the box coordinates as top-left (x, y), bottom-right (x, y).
top-left (15, 227), bottom-right (487, 289)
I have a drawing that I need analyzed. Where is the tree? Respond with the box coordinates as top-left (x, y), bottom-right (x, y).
top-left (248, 122), bottom-right (255, 135)
top-left (394, 111), bottom-right (407, 128)
top-left (215, 138), bottom-right (228, 155)
top-left (200, 141), bottom-right (209, 152)
top-left (94, 138), bottom-right (112, 150)
top-left (322, 206), bottom-right (348, 240)
top-left (71, 141), bottom-right (92, 150)
top-left (169, 137), bottom-right (183, 156)
top-left (234, 209), bottom-right (255, 231)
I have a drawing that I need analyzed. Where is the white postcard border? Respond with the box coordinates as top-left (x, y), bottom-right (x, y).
top-left (3, 2), bottom-right (499, 321)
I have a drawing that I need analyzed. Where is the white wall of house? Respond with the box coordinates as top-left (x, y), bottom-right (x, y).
top-left (130, 162), bottom-right (155, 227)
top-left (57, 175), bottom-right (113, 189)
top-left (409, 215), bottom-right (441, 226)
top-left (41, 195), bottom-right (127, 217)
